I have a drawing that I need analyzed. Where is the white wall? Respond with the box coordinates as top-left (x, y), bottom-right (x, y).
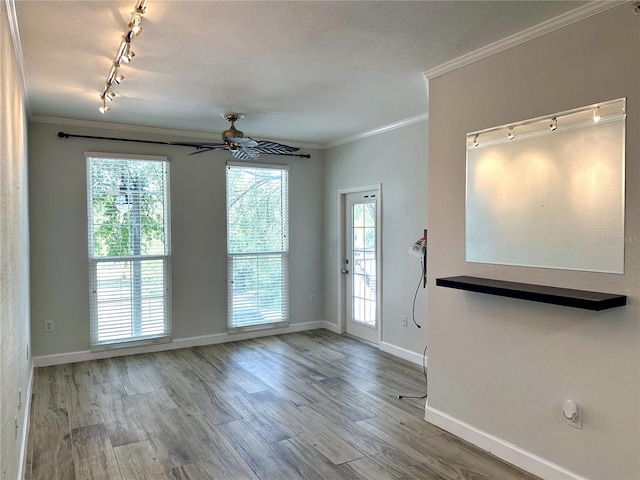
top-left (28, 121), bottom-right (324, 357)
top-left (323, 121), bottom-right (428, 359)
top-left (0, 2), bottom-right (31, 479)
top-left (426, 5), bottom-right (639, 479)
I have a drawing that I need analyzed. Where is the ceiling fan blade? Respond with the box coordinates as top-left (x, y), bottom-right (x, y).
top-left (232, 147), bottom-right (260, 160)
top-left (187, 145), bottom-right (229, 156)
top-left (254, 140), bottom-right (300, 155)
top-left (166, 141), bottom-right (227, 149)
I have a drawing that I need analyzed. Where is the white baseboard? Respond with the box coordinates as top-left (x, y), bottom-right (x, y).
top-left (379, 341), bottom-right (426, 366)
top-left (33, 321), bottom-right (328, 367)
top-left (424, 403), bottom-right (588, 480)
top-left (18, 362), bottom-right (34, 480)
top-left (320, 320), bottom-right (340, 333)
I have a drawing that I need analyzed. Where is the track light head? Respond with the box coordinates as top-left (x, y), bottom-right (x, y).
top-left (135, 0), bottom-right (147, 14)
top-left (129, 15), bottom-right (143, 35)
top-left (114, 74), bottom-right (124, 84)
top-left (123, 45), bottom-right (135, 63)
top-left (593, 105), bottom-right (601, 123)
top-left (99, 97), bottom-right (110, 113)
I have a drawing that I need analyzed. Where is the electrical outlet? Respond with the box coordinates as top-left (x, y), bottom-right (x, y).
top-left (311, 295), bottom-right (316, 304)
top-left (402, 316), bottom-right (408, 327)
top-left (44, 320), bottom-right (54, 332)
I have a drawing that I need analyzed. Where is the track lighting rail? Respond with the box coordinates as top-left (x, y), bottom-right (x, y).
top-left (99, 0), bottom-right (147, 114)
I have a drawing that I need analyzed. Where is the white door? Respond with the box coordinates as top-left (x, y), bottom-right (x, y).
top-left (344, 190), bottom-right (380, 344)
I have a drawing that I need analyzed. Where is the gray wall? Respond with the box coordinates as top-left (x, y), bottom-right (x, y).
top-left (28, 121), bottom-right (324, 357)
top-left (427, 5), bottom-right (639, 479)
top-left (0, 3), bottom-right (31, 478)
top-left (323, 121), bottom-right (429, 356)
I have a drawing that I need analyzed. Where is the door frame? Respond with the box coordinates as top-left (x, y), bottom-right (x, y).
top-left (337, 184), bottom-right (382, 344)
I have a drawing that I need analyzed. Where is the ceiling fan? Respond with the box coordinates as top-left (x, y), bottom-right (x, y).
top-left (184, 114), bottom-right (306, 160)
top-left (57, 113), bottom-right (311, 159)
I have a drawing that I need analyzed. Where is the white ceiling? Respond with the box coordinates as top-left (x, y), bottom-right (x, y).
top-left (15, 1), bottom-right (588, 146)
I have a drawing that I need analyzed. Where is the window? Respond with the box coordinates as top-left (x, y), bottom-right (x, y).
top-left (86, 154), bottom-right (171, 349)
top-left (226, 162), bottom-right (289, 330)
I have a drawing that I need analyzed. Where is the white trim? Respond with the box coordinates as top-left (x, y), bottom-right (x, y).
top-left (35, 113), bottom-right (427, 151)
top-left (227, 160), bottom-right (289, 171)
top-left (324, 113), bottom-right (428, 149)
top-left (33, 321), bottom-right (327, 367)
top-left (5, 0), bottom-right (31, 115)
top-left (424, 1), bottom-right (626, 80)
top-left (336, 185), bottom-right (382, 336)
top-left (84, 151), bottom-right (168, 162)
top-left (379, 341), bottom-right (425, 366)
top-left (321, 320), bottom-right (340, 333)
top-left (338, 185), bottom-right (383, 345)
top-left (18, 363), bottom-right (34, 480)
top-left (424, 403), bottom-right (589, 480)
top-left (31, 116), bottom-right (323, 150)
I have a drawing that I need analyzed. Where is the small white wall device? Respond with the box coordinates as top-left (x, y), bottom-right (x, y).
top-left (562, 400), bottom-right (582, 429)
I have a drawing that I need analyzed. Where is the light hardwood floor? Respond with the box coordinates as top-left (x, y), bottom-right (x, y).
top-left (25, 330), bottom-right (538, 480)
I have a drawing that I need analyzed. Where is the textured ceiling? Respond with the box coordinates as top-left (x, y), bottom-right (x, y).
top-left (15, 1), bottom-right (586, 145)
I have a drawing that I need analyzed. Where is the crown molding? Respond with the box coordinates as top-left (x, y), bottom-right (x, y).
top-left (5, 0), bottom-right (32, 115)
top-left (30, 116), bottom-right (324, 150)
top-left (32, 114), bottom-right (429, 151)
top-left (424, 0), bottom-right (627, 80)
top-left (323, 113), bottom-right (428, 149)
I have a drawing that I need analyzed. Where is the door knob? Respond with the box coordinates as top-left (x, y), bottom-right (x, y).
top-left (341, 269), bottom-right (349, 274)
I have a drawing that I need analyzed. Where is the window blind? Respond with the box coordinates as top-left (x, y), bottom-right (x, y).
top-left (226, 162), bottom-right (289, 330)
top-left (86, 154), bottom-right (171, 349)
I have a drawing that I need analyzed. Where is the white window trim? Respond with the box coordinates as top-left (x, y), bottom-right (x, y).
top-left (226, 161), bottom-right (290, 333)
top-left (86, 152), bottom-right (172, 351)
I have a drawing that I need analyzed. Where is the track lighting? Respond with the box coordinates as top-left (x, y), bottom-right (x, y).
top-left (467, 98), bottom-right (624, 149)
top-left (122, 46), bottom-right (135, 63)
top-left (129, 15), bottom-right (143, 36)
top-left (99, 98), bottom-right (109, 114)
top-left (593, 105), bottom-right (601, 123)
top-left (97, 1), bottom-right (147, 113)
top-left (135, 0), bottom-right (147, 14)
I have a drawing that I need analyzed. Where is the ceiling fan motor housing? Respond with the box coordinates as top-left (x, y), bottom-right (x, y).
top-left (223, 125), bottom-right (244, 143)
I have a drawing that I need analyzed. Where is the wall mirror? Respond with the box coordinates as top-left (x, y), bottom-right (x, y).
top-left (466, 98), bottom-right (626, 274)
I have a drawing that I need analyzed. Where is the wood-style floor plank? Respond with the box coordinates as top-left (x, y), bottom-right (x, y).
top-left (272, 436), bottom-right (347, 479)
top-left (26, 329), bottom-right (539, 480)
top-left (28, 408), bottom-right (75, 480)
top-left (216, 419), bottom-right (305, 479)
top-left (70, 423), bottom-right (121, 480)
top-left (112, 440), bottom-right (168, 480)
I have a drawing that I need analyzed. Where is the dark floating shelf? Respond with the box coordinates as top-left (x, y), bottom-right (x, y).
top-left (436, 276), bottom-right (626, 311)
